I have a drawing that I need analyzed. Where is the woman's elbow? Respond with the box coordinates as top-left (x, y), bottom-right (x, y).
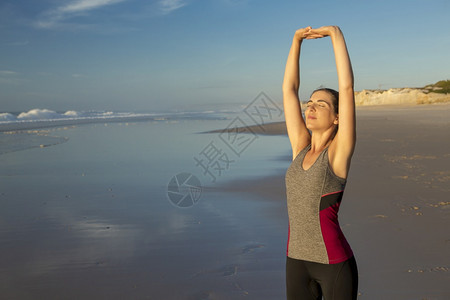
top-left (339, 85), bottom-right (354, 95)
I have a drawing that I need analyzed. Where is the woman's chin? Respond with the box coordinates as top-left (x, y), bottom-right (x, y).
top-left (306, 123), bottom-right (317, 130)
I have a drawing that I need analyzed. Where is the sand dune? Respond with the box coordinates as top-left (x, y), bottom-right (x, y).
top-left (355, 88), bottom-right (450, 106)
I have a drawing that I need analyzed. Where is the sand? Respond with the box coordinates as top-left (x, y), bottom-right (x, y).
top-left (213, 103), bottom-right (450, 299)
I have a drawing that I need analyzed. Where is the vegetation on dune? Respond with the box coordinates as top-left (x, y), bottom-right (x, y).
top-left (423, 80), bottom-right (450, 94)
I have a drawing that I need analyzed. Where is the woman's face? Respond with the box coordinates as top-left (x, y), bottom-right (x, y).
top-left (305, 90), bottom-right (338, 131)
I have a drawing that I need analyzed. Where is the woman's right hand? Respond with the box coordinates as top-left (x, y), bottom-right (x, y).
top-left (294, 26), bottom-right (312, 41)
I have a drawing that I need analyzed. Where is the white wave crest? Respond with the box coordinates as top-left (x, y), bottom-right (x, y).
top-left (3, 108), bottom-right (139, 123)
top-left (18, 108), bottom-right (61, 120)
top-left (63, 110), bottom-right (84, 117)
top-left (0, 107), bottom-right (236, 131)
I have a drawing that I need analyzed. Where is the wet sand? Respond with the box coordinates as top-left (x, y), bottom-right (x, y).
top-left (214, 103), bottom-right (450, 299)
top-left (0, 119), bottom-right (289, 300)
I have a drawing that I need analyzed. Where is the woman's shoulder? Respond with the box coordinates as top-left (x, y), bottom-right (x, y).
top-left (327, 138), bottom-right (353, 179)
top-left (292, 142), bottom-right (311, 161)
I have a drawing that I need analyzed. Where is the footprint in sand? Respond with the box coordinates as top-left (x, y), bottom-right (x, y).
top-left (372, 214), bottom-right (388, 219)
top-left (407, 266), bottom-right (449, 273)
top-left (191, 264), bottom-right (238, 278)
top-left (220, 264), bottom-right (238, 276)
top-left (190, 244), bottom-right (266, 280)
top-left (241, 243), bottom-right (265, 254)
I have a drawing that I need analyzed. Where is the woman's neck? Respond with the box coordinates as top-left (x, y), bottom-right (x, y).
top-left (310, 128), bottom-right (336, 152)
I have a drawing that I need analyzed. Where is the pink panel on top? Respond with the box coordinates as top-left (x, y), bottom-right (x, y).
top-left (319, 202), bottom-right (353, 264)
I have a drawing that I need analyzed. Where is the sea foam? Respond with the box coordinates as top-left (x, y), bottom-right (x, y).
top-left (0, 108), bottom-right (234, 132)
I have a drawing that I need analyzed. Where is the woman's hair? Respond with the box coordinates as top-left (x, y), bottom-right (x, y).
top-left (310, 88), bottom-right (339, 114)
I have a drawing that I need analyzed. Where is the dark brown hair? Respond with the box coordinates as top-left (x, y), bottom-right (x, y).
top-left (310, 88), bottom-right (339, 114)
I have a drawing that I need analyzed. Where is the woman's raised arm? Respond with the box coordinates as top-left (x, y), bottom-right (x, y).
top-left (282, 27), bottom-right (312, 160)
top-left (308, 26), bottom-right (356, 177)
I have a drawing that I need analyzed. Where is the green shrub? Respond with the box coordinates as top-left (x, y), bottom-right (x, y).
top-left (423, 80), bottom-right (450, 94)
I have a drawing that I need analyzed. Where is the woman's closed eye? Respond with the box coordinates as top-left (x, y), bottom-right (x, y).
top-left (307, 103), bottom-right (325, 108)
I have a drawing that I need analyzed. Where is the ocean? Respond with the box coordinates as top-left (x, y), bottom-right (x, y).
top-left (0, 106), bottom-right (291, 299)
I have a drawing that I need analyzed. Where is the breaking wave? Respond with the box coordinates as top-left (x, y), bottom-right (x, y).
top-left (0, 108), bottom-right (234, 131)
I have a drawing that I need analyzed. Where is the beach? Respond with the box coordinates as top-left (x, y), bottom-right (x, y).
top-left (0, 103), bottom-right (449, 299)
top-left (214, 103), bottom-right (450, 299)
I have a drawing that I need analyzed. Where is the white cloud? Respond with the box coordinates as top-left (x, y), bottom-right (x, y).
top-left (35, 0), bottom-right (128, 29)
top-left (5, 41), bottom-right (29, 47)
top-left (34, 0), bottom-right (190, 29)
top-left (0, 70), bottom-right (18, 76)
top-left (0, 70), bottom-right (22, 85)
top-left (158, 0), bottom-right (187, 14)
top-left (59, 0), bottom-right (126, 14)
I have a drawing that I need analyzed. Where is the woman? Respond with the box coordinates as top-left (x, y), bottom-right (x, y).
top-left (283, 26), bottom-right (358, 299)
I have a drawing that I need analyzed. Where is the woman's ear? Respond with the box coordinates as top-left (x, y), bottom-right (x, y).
top-left (333, 114), bottom-right (339, 125)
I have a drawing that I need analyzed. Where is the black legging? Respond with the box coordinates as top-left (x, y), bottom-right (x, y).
top-left (286, 256), bottom-right (358, 300)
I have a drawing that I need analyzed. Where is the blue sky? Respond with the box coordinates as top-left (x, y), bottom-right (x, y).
top-left (1, 0), bottom-right (449, 112)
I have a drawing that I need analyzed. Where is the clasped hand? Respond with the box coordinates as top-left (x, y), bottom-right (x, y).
top-left (294, 26), bottom-right (339, 41)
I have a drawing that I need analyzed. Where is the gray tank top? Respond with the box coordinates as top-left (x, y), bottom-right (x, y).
top-left (285, 144), bottom-right (353, 264)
